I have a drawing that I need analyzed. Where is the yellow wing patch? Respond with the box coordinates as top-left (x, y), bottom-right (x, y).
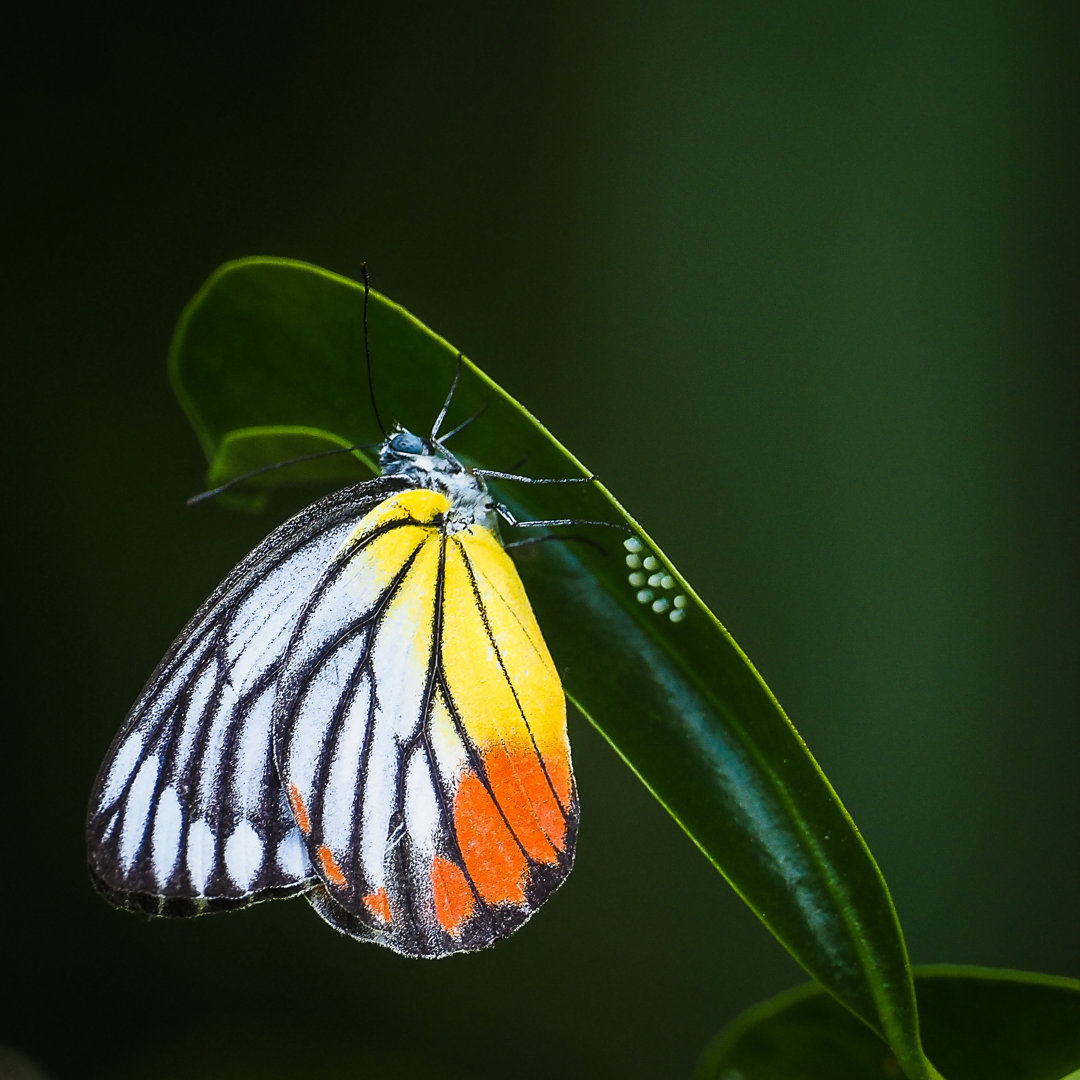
top-left (437, 523), bottom-right (574, 915)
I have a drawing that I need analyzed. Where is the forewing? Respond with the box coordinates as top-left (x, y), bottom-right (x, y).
top-left (276, 488), bottom-right (577, 956)
top-left (87, 476), bottom-right (411, 916)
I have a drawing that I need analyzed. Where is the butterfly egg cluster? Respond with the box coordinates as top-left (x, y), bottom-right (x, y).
top-left (623, 537), bottom-right (687, 622)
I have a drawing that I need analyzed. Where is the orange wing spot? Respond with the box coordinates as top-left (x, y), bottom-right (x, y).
top-left (288, 783), bottom-right (311, 835)
top-left (483, 744), bottom-right (567, 860)
top-left (454, 770), bottom-right (528, 905)
top-left (316, 844), bottom-right (347, 887)
top-left (431, 855), bottom-right (475, 936)
top-left (362, 887), bottom-right (392, 924)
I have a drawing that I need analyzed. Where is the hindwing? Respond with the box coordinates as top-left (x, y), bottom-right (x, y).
top-left (274, 487), bottom-right (578, 956)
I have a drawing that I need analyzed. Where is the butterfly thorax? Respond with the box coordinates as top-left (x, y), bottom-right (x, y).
top-left (378, 427), bottom-right (497, 535)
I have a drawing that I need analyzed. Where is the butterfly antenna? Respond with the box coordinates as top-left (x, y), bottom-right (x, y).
top-left (505, 533), bottom-right (609, 554)
top-left (493, 501), bottom-right (631, 533)
top-left (430, 354), bottom-right (464, 442)
top-left (361, 263), bottom-right (389, 440)
top-left (186, 444), bottom-right (371, 506)
top-left (439, 398), bottom-right (489, 443)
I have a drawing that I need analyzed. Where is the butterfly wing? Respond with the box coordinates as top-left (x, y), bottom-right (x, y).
top-left (275, 487), bottom-right (577, 956)
top-left (87, 476), bottom-right (411, 916)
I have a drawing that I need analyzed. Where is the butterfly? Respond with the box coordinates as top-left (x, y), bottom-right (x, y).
top-left (86, 357), bottom-right (583, 957)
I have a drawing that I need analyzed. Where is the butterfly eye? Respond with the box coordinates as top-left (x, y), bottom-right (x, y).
top-left (389, 431), bottom-right (426, 456)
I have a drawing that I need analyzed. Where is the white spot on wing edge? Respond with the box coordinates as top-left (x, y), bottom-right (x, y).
top-left (118, 753), bottom-right (161, 872)
top-left (150, 785), bottom-right (183, 884)
top-left (276, 829), bottom-right (310, 880)
top-left (187, 817), bottom-right (216, 894)
top-left (225, 821), bottom-right (265, 891)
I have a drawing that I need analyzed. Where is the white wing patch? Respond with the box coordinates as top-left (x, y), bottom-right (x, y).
top-left (100, 728), bottom-right (149, 809)
top-left (275, 524), bottom-right (440, 907)
top-left (319, 667), bottom-right (373, 857)
top-left (403, 749), bottom-right (440, 855)
top-left (151, 785), bottom-right (183, 883)
top-left (87, 479), bottom-right (411, 916)
top-left (276, 829), bottom-right (309, 879)
top-left (225, 821), bottom-right (264, 890)
top-left (428, 691), bottom-right (468, 788)
top-left (187, 818), bottom-right (216, 895)
top-left (119, 754), bottom-right (161, 873)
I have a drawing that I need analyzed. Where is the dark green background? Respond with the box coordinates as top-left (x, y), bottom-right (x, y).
top-left (6, 6), bottom-right (1078, 1078)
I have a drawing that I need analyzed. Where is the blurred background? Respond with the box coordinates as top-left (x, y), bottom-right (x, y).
top-left (5, 4), bottom-right (1078, 1077)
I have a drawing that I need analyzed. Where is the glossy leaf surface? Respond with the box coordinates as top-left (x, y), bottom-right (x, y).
top-left (171, 258), bottom-right (937, 1077)
top-left (695, 966), bottom-right (1080, 1080)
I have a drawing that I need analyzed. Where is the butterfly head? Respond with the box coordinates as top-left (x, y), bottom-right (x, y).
top-left (379, 426), bottom-right (461, 477)
top-left (378, 426), bottom-right (496, 533)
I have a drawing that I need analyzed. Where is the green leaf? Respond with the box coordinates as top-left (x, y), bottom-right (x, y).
top-left (695, 966), bottom-right (1080, 1080)
top-left (171, 257), bottom-right (936, 1078)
